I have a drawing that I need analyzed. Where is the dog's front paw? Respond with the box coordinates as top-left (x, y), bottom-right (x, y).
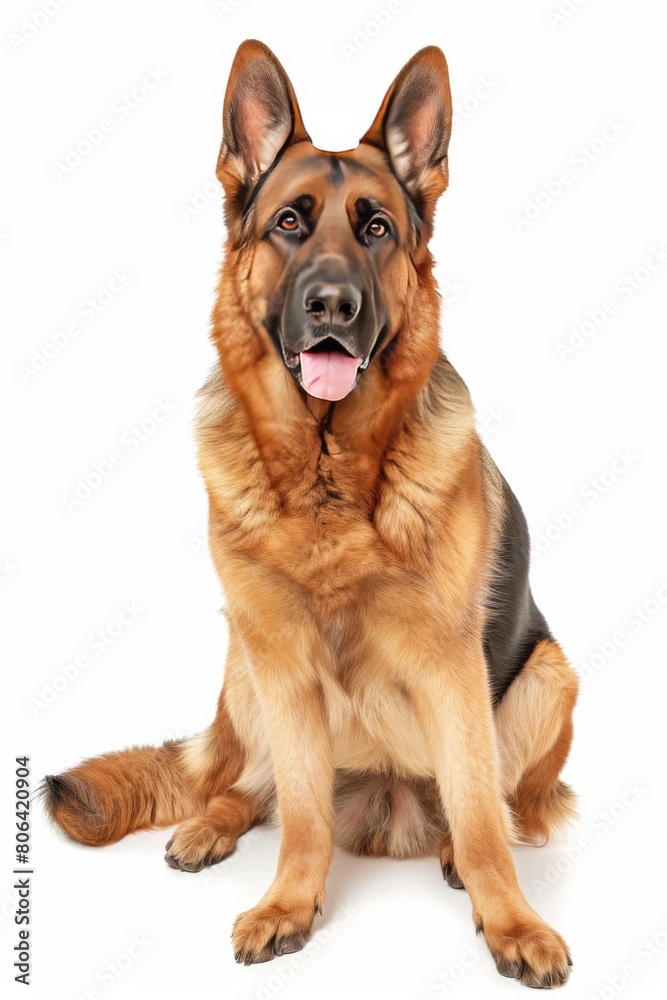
top-left (164, 817), bottom-right (236, 872)
top-left (232, 900), bottom-right (320, 965)
top-left (480, 914), bottom-right (572, 988)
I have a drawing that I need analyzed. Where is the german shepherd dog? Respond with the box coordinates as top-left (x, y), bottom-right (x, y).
top-left (44, 41), bottom-right (578, 988)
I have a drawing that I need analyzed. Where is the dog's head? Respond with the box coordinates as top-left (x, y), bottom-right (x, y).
top-left (217, 40), bottom-right (452, 402)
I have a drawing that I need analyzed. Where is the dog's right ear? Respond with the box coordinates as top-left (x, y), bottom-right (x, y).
top-left (217, 40), bottom-right (309, 227)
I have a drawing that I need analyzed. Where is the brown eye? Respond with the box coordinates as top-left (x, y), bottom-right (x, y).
top-left (277, 211), bottom-right (300, 232)
top-left (367, 218), bottom-right (388, 239)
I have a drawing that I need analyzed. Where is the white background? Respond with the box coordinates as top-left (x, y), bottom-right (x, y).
top-left (2, 1), bottom-right (666, 997)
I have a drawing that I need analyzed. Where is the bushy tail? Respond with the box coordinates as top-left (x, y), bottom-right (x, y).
top-left (42, 739), bottom-right (208, 847)
top-left (43, 692), bottom-right (246, 847)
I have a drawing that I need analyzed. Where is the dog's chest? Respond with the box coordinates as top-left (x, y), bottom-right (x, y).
top-left (262, 502), bottom-right (386, 601)
top-left (319, 640), bottom-right (435, 777)
top-left (204, 408), bottom-right (439, 607)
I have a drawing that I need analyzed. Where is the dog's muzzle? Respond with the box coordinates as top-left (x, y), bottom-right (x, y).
top-left (279, 257), bottom-right (382, 401)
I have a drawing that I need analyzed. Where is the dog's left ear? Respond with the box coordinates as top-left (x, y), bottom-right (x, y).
top-left (361, 46), bottom-right (452, 222)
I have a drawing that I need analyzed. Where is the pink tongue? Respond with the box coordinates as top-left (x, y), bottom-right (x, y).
top-left (299, 350), bottom-right (362, 401)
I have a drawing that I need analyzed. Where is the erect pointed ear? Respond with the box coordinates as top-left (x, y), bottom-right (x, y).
top-left (217, 40), bottom-right (310, 206)
top-left (361, 46), bottom-right (452, 221)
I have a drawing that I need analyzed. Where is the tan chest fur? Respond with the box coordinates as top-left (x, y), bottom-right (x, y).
top-left (197, 360), bottom-right (492, 779)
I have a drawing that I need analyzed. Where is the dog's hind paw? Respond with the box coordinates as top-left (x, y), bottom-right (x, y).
top-left (164, 817), bottom-right (236, 873)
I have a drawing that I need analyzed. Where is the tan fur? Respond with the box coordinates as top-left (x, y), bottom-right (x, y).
top-left (44, 41), bottom-right (577, 987)
top-left (165, 790), bottom-right (256, 872)
top-left (499, 640), bottom-right (579, 845)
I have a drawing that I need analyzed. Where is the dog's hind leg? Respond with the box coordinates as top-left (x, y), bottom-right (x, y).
top-left (164, 788), bottom-right (257, 872)
top-left (494, 638), bottom-right (579, 846)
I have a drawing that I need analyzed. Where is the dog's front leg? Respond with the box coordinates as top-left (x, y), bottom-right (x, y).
top-left (229, 592), bottom-right (334, 966)
top-left (404, 633), bottom-right (572, 988)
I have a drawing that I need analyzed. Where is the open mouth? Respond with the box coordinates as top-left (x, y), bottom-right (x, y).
top-left (282, 336), bottom-right (369, 402)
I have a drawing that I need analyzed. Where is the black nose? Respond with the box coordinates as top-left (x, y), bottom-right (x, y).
top-left (304, 282), bottom-right (361, 326)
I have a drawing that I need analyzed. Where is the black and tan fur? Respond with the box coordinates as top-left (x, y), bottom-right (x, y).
top-left (44, 41), bottom-right (578, 988)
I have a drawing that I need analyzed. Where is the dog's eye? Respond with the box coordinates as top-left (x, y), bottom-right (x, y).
top-left (366, 218), bottom-right (388, 239)
top-left (276, 211), bottom-right (300, 232)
